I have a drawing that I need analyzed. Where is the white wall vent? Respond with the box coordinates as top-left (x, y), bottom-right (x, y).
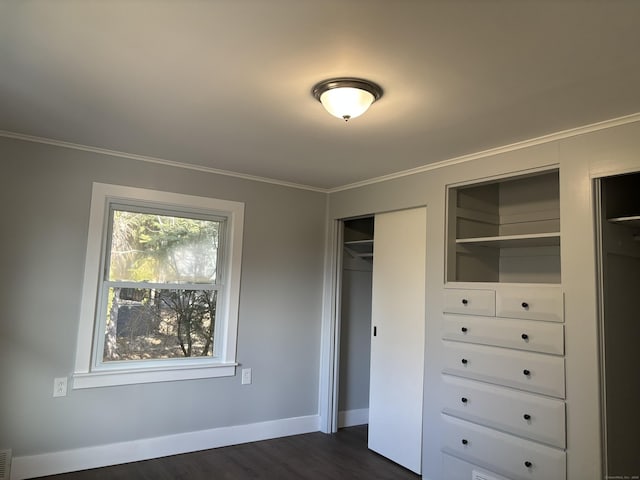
top-left (0, 449), bottom-right (12, 480)
top-left (472, 470), bottom-right (499, 480)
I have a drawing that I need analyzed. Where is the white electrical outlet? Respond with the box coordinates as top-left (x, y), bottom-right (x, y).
top-left (241, 368), bottom-right (252, 385)
top-left (53, 377), bottom-right (67, 397)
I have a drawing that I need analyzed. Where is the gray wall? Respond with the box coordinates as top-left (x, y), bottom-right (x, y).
top-left (0, 137), bottom-right (327, 457)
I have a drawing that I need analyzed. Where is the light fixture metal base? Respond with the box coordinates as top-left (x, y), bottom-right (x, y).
top-left (311, 77), bottom-right (383, 103)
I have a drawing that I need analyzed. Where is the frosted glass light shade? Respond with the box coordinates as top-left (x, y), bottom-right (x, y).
top-left (320, 87), bottom-right (375, 121)
top-left (312, 78), bottom-right (383, 122)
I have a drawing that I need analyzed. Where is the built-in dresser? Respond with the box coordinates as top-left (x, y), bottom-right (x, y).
top-left (442, 169), bottom-right (565, 480)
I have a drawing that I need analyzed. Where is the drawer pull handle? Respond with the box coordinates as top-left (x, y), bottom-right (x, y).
top-left (461, 439), bottom-right (468, 445)
top-left (523, 369), bottom-right (531, 376)
top-left (461, 358), bottom-right (468, 365)
top-left (461, 397), bottom-right (468, 404)
top-left (524, 461), bottom-right (532, 468)
top-left (461, 327), bottom-right (468, 333)
top-left (523, 413), bottom-right (531, 420)
top-left (521, 333), bottom-right (529, 340)
top-left (521, 302), bottom-right (529, 309)
top-left (462, 298), bottom-right (468, 305)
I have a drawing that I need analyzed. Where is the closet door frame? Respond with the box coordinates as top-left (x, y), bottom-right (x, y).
top-left (594, 177), bottom-right (608, 478)
top-left (594, 168), bottom-right (640, 479)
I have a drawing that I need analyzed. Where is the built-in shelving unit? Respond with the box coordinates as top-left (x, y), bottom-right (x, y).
top-left (447, 169), bottom-right (561, 283)
top-left (441, 168), bottom-right (565, 478)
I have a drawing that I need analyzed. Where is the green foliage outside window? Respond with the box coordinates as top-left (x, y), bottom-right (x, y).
top-left (103, 209), bottom-right (223, 362)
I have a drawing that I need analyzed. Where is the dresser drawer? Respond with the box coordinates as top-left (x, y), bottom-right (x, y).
top-left (442, 342), bottom-right (565, 398)
top-left (442, 375), bottom-right (566, 448)
top-left (442, 414), bottom-right (566, 480)
top-left (496, 286), bottom-right (563, 322)
top-left (442, 314), bottom-right (564, 355)
top-left (444, 289), bottom-right (495, 316)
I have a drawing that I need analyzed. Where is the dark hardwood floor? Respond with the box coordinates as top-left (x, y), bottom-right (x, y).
top-left (34, 426), bottom-right (421, 480)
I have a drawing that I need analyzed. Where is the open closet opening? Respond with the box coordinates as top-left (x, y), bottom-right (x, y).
top-left (596, 171), bottom-right (640, 479)
top-left (338, 216), bottom-right (374, 429)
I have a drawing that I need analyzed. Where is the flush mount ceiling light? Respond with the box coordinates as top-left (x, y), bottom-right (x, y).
top-left (312, 77), bottom-right (383, 122)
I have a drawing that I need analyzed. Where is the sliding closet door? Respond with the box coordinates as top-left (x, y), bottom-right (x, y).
top-left (368, 207), bottom-right (426, 474)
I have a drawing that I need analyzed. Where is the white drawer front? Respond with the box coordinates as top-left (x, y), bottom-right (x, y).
top-left (442, 342), bottom-right (565, 398)
top-left (442, 314), bottom-right (564, 355)
top-left (444, 289), bottom-right (495, 316)
top-left (442, 375), bottom-right (566, 448)
top-left (496, 286), bottom-right (564, 322)
top-left (442, 414), bottom-right (566, 480)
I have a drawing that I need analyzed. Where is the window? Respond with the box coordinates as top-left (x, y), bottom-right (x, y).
top-left (74, 183), bottom-right (244, 388)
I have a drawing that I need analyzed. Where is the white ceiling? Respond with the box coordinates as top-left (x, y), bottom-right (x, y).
top-left (2, 1), bottom-right (640, 190)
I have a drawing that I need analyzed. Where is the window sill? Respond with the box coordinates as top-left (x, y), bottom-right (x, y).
top-left (73, 363), bottom-right (238, 389)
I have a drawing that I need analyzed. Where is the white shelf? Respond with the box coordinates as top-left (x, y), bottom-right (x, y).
top-left (456, 232), bottom-right (560, 248)
top-left (344, 239), bottom-right (373, 245)
top-left (608, 215), bottom-right (640, 228)
top-left (344, 239), bottom-right (374, 257)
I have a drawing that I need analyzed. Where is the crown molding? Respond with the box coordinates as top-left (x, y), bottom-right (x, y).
top-left (0, 130), bottom-right (327, 193)
top-left (327, 112), bottom-right (640, 193)
top-left (2, 111), bottom-right (640, 194)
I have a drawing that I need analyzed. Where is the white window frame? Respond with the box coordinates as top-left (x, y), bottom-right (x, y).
top-left (73, 183), bottom-right (244, 389)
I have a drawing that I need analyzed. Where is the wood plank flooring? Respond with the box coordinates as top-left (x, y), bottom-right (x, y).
top-left (34, 426), bottom-right (421, 480)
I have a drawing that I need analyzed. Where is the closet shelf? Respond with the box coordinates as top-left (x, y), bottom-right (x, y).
top-left (608, 215), bottom-right (640, 228)
top-left (456, 232), bottom-right (560, 248)
top-left (344, 239), bottom-right (374, 258)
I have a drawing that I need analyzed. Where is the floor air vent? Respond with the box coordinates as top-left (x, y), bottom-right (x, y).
top-left (0, 449), bottom-right (11, 480)
top-left (472, 470), bottom-right (499, 480)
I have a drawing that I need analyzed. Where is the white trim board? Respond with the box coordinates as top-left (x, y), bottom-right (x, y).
top-left (327, 112), bottom-right (640, 193)
top-left (338, 408), bottom-right (369, 428)
top-left (2, 112), bottom-right (640, 194)
top-left (0, 130), bottom-right (326, 193)
top-left (10, 415), bottom-right (320, 480)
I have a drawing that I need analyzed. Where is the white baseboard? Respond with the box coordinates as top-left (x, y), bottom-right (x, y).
top-left (10, 414), bottom-right (319, 480)
top-left (338, 408), bottom-right (369, 428)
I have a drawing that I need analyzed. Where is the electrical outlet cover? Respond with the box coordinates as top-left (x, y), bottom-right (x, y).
top-left (241, 368), bottom-right (252, 385)
top-left (53, 377), bottom-right (68, 397)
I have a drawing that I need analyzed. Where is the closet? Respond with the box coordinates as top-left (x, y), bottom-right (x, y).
top-left (338, 217), bottom-right (374, 428)
top-left (337, 208), bottom-right (426, 475)
top-left (597, 171), bottom-right (640, 479)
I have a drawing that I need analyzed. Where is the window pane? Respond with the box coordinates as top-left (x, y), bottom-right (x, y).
top-left (108, 210), bottom-right (221, 284)
top-left (103, 287), bottom-right (217, 362)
